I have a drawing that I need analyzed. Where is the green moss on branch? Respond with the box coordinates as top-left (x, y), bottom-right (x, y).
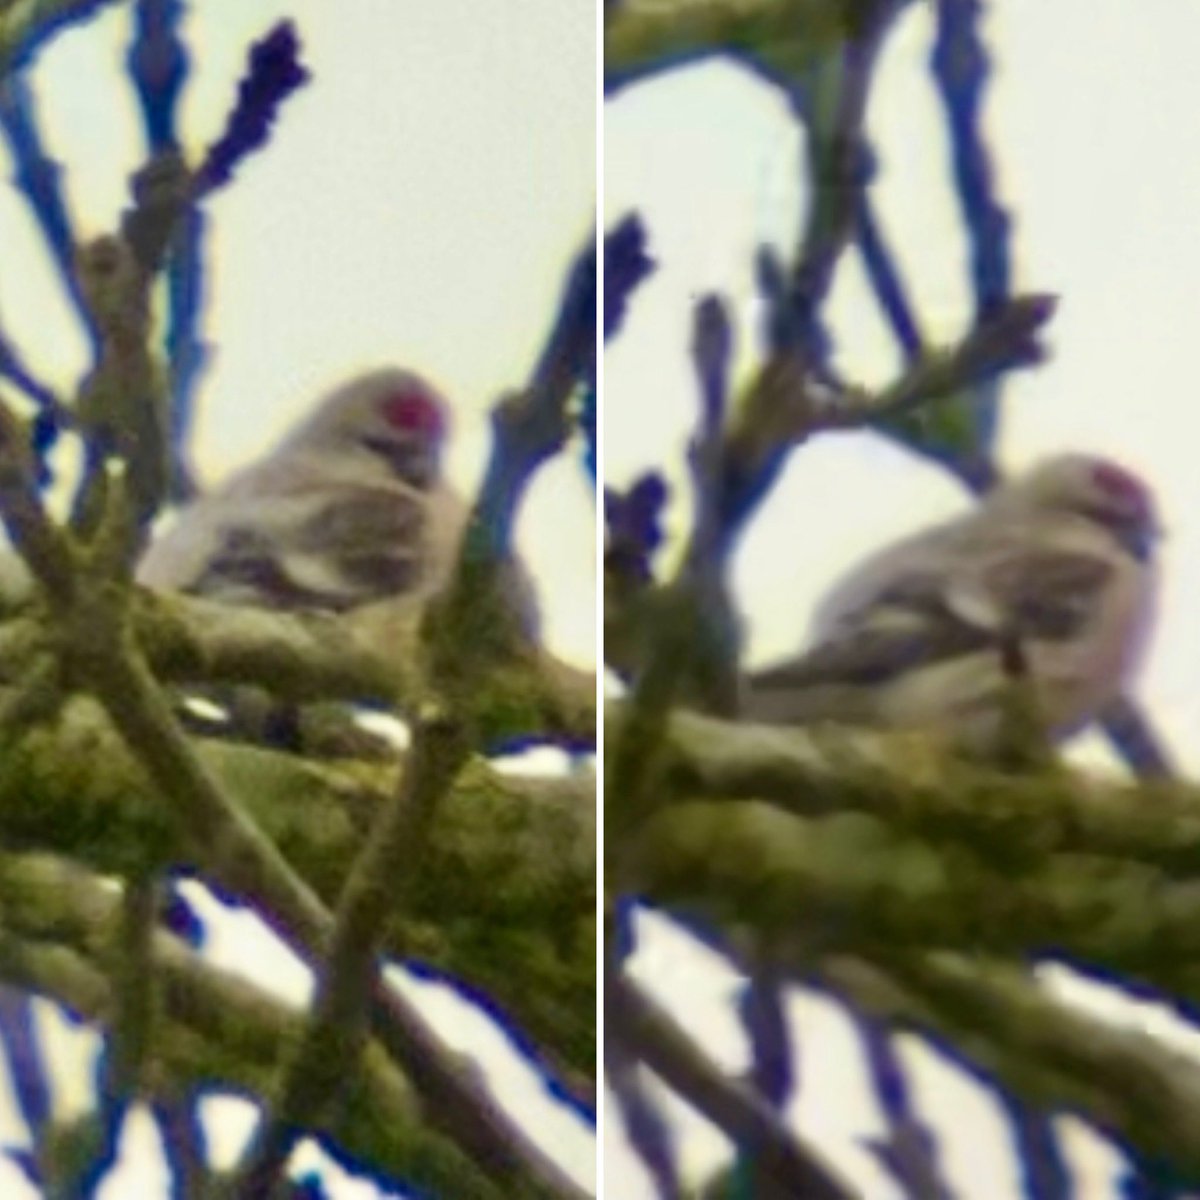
top-left (0, 696), bottom-right (595, 1087)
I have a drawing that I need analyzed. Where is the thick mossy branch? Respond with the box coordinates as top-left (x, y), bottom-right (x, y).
top-left (605, 0), bottom-right (860, 94)
top-left (0, 696), bottom-right (595, 1087)
top-left (626, 794), bottom-right (1200, 1009)
top-left (156, 587), bottom-right (595, 745)
top-left (620, 706), bottom-right (1200, 877)
top-left (0, 584), bottom-right (596, 744)
top-left (0, 852), bottom-right (510, 1199)
top-left (815, 952), bottom-right (1200, 1183)
top-left (134, 588), bottom-right (398, 702)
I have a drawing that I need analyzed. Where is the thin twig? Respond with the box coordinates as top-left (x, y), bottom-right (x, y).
top-left (606, 1031), bottom-right (683, 1200)
top-left (369, 985), bottom-right (590, 1200)
top-left (155, 1093), bottom-right (209, 1200)
top-left (930, 0), bottom-right (1012, 454)
top-left (932, 0), bottom-right (1011, 318)
top-left (604, 214), bottom-right (655, 343)
top-left (607, 974), bottom-right (857, 1200)
top-left (816, 952), bottom-right (1200, 1185)
top-left (1099, 696), bottom-right (1176, 780)
top-left (0, 984), bottom-right (49, 1184)
top-left (1005, 1102), bottom-right (1070, 1200)
top-left (590, 214), bottom-right (655, 480)
top-left (737, 957), bottom-right (799, 1198)
top-left (69, 870), bottom-right (161, 1195)
top-left (855, 177), bottom-right (923, 362)
top-left (0, 400), bottom-right (75, 601)
top-left (775, 0), bottom-right (909, 360)
top-left (0, 71), bottom-right (99, 354)
top-left (128, 0), bottom-right (204, 500)
top-left (852, 1010), bottom-right (956, 1200)
top-left (233, 713), bottom-right (469, 1198)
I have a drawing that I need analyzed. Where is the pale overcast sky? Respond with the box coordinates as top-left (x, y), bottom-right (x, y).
top-left (606, 1), bottom-right (1200, 1196)
top-left (0, 2), bottom-right (595, 1196)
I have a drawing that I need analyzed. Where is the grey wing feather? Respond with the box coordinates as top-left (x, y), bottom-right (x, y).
top-left (748, 549), bottom-right (1114, 692)
top-left (749, 570), bottom-right (991, 690)
top-left (203, 490), bottom-right (427, 612)
top-left (981, 550), bottom-right (1113, 640)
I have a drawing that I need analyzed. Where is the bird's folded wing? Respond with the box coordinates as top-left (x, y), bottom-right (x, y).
top-left (747, 548), bottom-right (1114, 691)
top-left (196, 489), bottom-right (428, 612)
top-left (977, 547), bottom-right (1113, 641)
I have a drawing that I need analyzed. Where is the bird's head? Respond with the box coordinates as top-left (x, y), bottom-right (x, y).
top-left (288, 368), bottom-right (450, 489)
top-left (1011, 454), bottom-right (1161, 560)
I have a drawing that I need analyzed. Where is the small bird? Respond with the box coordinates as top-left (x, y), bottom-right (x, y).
top-left (140, 368), bottom-right (460, 611)
top-left (139, 367), bottom-right (538, 625)
top-left (136, 367), bottom-right (538, 744)
top-left (741, 454), bottom-right (1160, 749)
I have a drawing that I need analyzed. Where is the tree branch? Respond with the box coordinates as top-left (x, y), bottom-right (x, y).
top-left (0, 851), bottom-right (514, 1198)
top-left (607, 974), bottom-right (857, 1200)
top-left (631, 706), bottom-right (1200, 878)
top-left (814, 952), bottom-right (1200, 1184)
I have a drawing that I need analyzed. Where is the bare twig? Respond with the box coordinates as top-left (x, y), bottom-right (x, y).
top-left (607, 973), bottom-right (857, 1200)
top-left (816, 952), bottom-right (1200, 1185)
top-left (155, 1092), bottom-right (209, 1200)
top-left (855, 175), bottom-right (924, 362)
top-left (62, 870), bottom-right (162, 1196)
top-left (1100, 696), bottom-right (1176, 780)
top-left (233, 713), bottom-right (470, 1198)
top-left (193, 21), bottom-right (309, 197)
top-left (852, 1010), bottom-right (956, 1200)
top-left (606, 1028), bottom-right (683, 1200)
top-left (930, 0), bottom-right (1012, 454)
top-left (0, 984), bottom-right (49, 1183)
top-left (0, 71), bottom-right (99, 354)
top-left (778, 0), bottom-right (908, 361)
top-left (605, 213), bottom-right (655, 342)
top-left (0, 400), bottom-right (75, 600)
top-left (737, 956), bottom-right (800, 1198)
top-left (1005, 1103), bottom-right (1071, 1200)
top-left (128, 0), bottom-right (201, 499)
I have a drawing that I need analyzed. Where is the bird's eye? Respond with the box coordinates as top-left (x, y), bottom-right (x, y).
top-left (380, 390), bottom-right (445, 439)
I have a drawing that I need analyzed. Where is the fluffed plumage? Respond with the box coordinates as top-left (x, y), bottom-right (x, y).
top-left (741, 454), bottom-right (1160, 747)
top-left (137, 366), bottom-right (538, 631)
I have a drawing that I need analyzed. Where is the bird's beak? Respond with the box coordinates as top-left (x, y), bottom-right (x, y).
top-left (1125, 518), bottom-right (1163, 563)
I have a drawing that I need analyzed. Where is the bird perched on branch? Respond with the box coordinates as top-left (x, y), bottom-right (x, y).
top-left (136, 367), bottom-right (538, 743)
top-left (140, 368), bottom-right (456, 609)
top-left (741, 454), bottom-right (1160, 750)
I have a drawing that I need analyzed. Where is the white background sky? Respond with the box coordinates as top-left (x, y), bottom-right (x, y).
top-left (606, 1), bottom-right (1200, 1196)
top-left (0, 2), bottom-right (596, 1197)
